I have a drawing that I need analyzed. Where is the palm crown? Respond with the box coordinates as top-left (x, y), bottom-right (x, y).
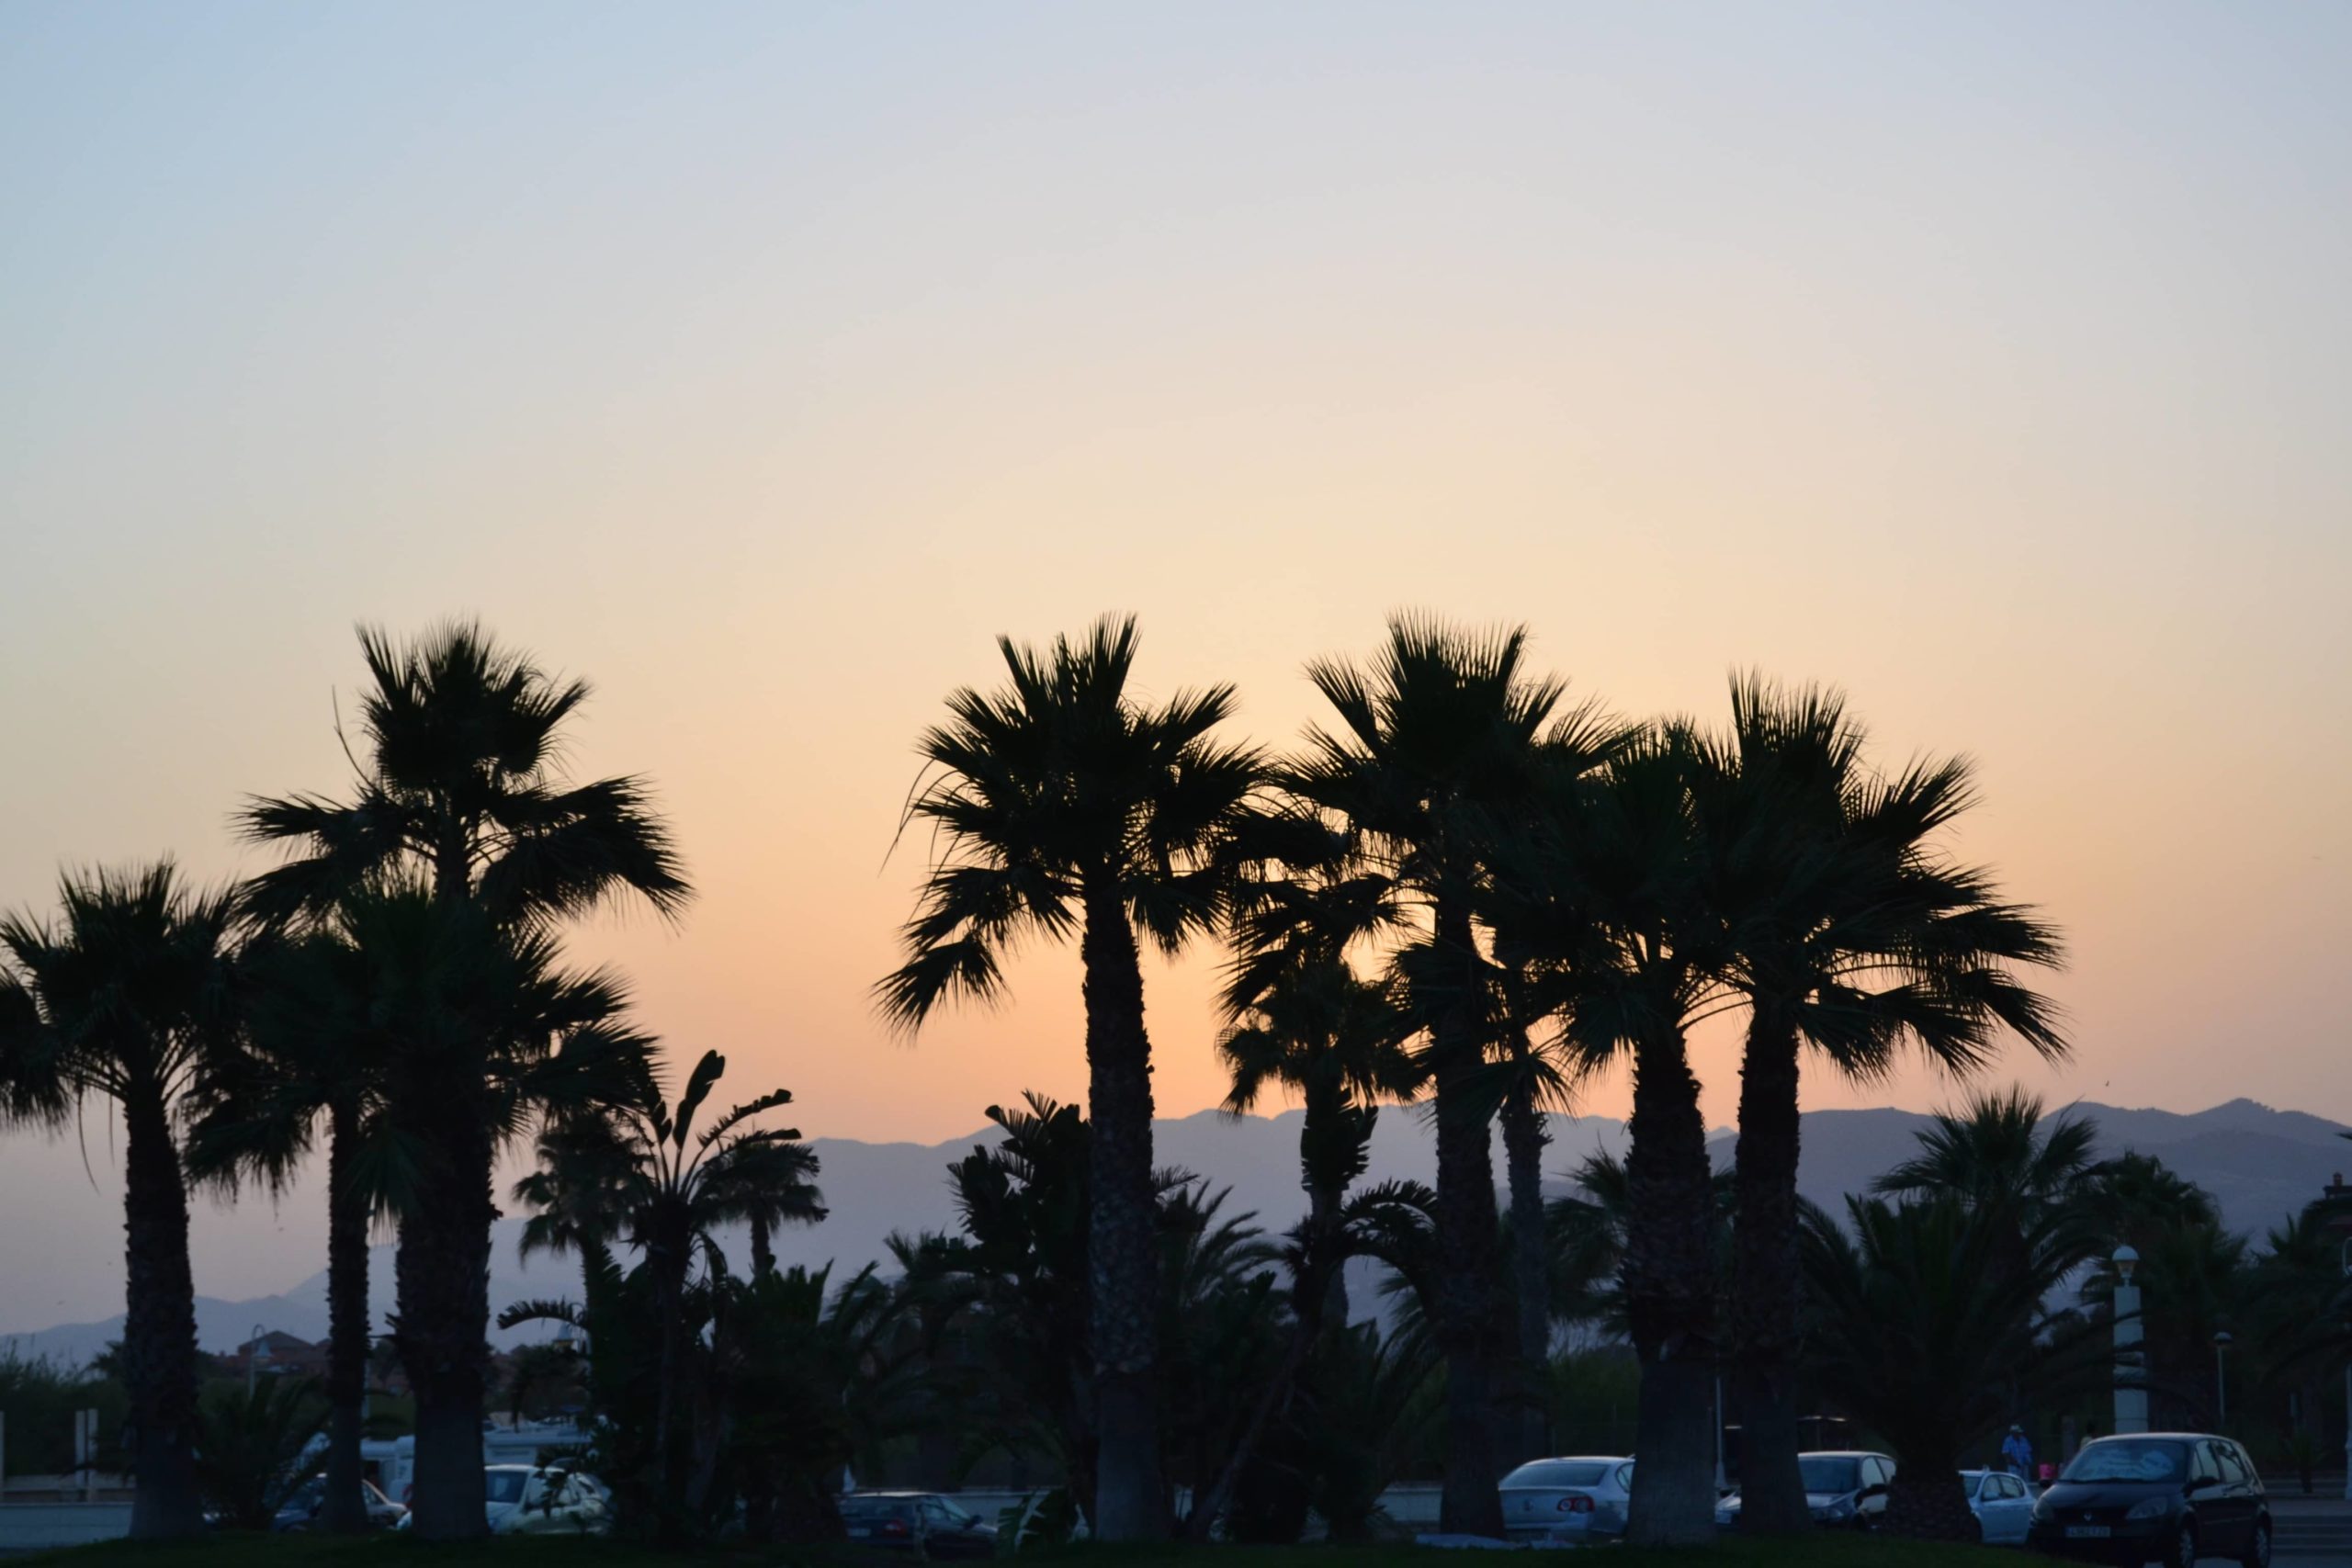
top-left (237, 621), bottom-right (689, 930)
top-left (877, 615), bottom-right (1262, 1024)
top-left (0, 863), bottom-right (238, 1124)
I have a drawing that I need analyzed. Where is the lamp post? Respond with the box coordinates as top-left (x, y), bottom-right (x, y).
top-left (2113, 1247), bottom-right (2148, 1436)
top-left (2324, 1171), bottom-right (2352, 1502)
top-left (2213, 1331), bottom-right (2233, 1428)
top-left (246, 1323), bottom-right (270, 1396)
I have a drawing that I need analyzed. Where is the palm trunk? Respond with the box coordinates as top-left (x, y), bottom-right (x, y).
top-left (1500, 1071), bottom-right (1553, 1467)
top-left (319, 1096), bottom-right (372, 1533)
top-left (396, 1098), bottom-right (493, 1540)
top-left (1619, 1023), bottom-right (1718, 1547)
top-left (750, 1212), bottom-right (775, 1277)
top-left (1080, 874), bottom-right (1165, 1542)
top-left (121, 1088), bottom-right (203, 1540)
top-left (1430, 900), bottom-right (1507, 1537)
top-left (1728, 1006), bottom-right (1809, 1534)
top-left (650, 1230), bottom-right (691, 1532)
top-left (1887, 1466), bottom-right (1979, 1540)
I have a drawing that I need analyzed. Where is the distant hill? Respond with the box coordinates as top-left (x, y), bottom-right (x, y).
top-left (7, 1098), bottom-right (2342, 1370)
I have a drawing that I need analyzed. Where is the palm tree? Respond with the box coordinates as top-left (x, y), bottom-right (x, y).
top-left (1285, 615), bottom-right (1606, 1535)
top-left (1487, 725), bottom-right (1725, 1546)
top-left (877, 615), bottom-right (1261, 1540)
top-left (1183, 958), bottom-right (1415, 1538)
top-left (237, 622), bottom-right (688, 1540)
top-left (1695, 678), bottom-right (2066, 1533)
top-left (510, 1049), bottom-right (823, 1528)
top-left (1799, 1191), bottom-right (2108, 1540)
top-left (1874, 1086), bottom-right (2099, 1221)
top-left (186, 902), bottom-right (397, 1535)
top-left (191, 1375), bottom-right (330, 1530)
top-left (0, 863), bottom-right (237, 1539)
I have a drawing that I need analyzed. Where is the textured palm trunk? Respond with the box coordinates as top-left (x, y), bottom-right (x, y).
top-left (1728, 1007), bottom-right (1809, 1534)
top-left (319, 1096), bottom-right (372, 1534)
top-left (1620, 1024), bottom-right (1718, 1547)
top-left (1430, 900), bottom-right (1507, 1537)
top-left (650, 1229), bottom-right (691, 1533)
top-left (1886, 1466), bottom-right (1978, 1540)
top-left (1080, 874), bottom-right (1165, 1542)
top-left (396, 1102), bottom-right (493, 1540)
top-left (750, 1212), bottom-right (775, 1277)
top-left (121, 1088), bottom-right (203, 1540)
top-left (1499, 1074), bottom-right (1553, 1467)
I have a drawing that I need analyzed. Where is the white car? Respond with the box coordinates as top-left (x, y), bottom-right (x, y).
top-left (395, 1464), bottom-right (610, 1535)
top-left (1961, 1467), bottom-right (2035, 1545)
top-left (1498, 1456), bottom-right (1634, 1543)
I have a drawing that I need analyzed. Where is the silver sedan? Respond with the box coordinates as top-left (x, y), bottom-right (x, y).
top-left (1498, 1456), bottom-right (1634, 1543)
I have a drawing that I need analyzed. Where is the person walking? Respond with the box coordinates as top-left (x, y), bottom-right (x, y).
top-left (2002, 1424), bottom-right (2036, 1480)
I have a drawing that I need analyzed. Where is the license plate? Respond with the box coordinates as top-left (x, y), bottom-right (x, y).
top-left (848, 1527), bottom-right (871, 1538)
top-left (2065, 1525), bottom-right (2111, 1539)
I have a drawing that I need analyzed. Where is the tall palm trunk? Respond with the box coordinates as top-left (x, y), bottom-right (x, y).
top-left (1183, 1076), bottom-right (1358, 1540)
top-left (649, 1215), bottom-right (692, 1531)
top-left (1430, 900), bottom-right (1507, 1537)
top-left (750, 1212), bottom-right (775, 1277)
top-left (319, 1096), bottom-right (371, 1533)
top-left (397, 1080), bottom-right (494, 1540)
top-left (121, 1088), bottom-right (202, 1540)
top-left (1728, 1006), bottom-right (1809, 1534)
top-left (1620, 1025), bottom-right (1718, 1547)
top-left (1299, 1074), bottom-right (1352, 1326)
top-left (1080, 874), bottom-right (1165, 1541)
top-left (399, 840), bottom-right (494, 1539)
top-left (1499, 1072), bottom-right (1553, 1466)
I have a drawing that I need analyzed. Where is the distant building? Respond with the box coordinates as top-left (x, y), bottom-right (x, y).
top-left (228, 1329), bottom-right (329, 1382)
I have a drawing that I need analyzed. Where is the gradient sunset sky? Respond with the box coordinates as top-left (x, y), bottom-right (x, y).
top-left (3, 3), bottom-right (2347, 1325)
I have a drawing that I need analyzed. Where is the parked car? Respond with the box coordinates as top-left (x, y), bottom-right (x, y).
top-left (2026, 1433), bottom-right (2270, 1568)
top-left (1714, 1450), bottom-right (1894, 1529)
top-left (272, 1477), bottom-right (406, 1531)
top-left (1962, 1467), bottom-right (2036, 1545)
top-left (840, 1493), bottom-right (1000, 1558)
top-left (393, 1464), bottom-right (609, 1535)
top-left (1497, 1456), bottom-right (1634, 1542)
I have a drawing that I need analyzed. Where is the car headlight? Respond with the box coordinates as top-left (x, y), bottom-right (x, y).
top-left (2030, 1498), bottom-right (2052, 1522)
top-left (1821, 1497), bottom-right (1855, 1520)
top-left (2125, 1498), bottom-right (2168, 1521)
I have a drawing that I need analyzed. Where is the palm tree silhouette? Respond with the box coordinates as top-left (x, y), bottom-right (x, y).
top-left (1697, 677), bottom-right (2064, 1533)
top-left (877, 615), bottom-right (1261, 1541)
top-left (1, 863), bottom-right (238, 1539)
top-left (236, 622), bottom-right (687, 1539)
top-left (1285, 615), bottom-right (1600, 1536)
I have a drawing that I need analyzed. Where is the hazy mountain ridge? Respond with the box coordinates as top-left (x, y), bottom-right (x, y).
top-left (6, 1098), bottom-right (2341, 1369)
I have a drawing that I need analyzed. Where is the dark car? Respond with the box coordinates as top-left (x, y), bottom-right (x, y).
top-left (2025, 1434), bottom-right (2270, 1568)
top-left (1715, 1450), bottom-right (1894, 1530)
top-left (840, 1493), bottom-right (1000, 1559)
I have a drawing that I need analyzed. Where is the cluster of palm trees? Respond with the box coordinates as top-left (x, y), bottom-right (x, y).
top-left (1, 624), bottom-right (700, 1540)
top-left (1, 611), bottom-right (2072, 1548)
top-left (882, 613), bottom-right (2066, 1543)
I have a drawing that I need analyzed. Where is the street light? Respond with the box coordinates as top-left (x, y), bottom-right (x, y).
top-left (246, 1323), bottom-right (270, 1396)
top-left (2213, 1331), bottom-right (2233, 1427)
top-left (2112, 1247), bottom-right (2148, 1436)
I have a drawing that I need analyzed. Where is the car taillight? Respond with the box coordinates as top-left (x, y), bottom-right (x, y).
top-left (881, 1520), bottom-right (910, 1537)
top-left (1557, 1495), bottom-right (1594, 1513)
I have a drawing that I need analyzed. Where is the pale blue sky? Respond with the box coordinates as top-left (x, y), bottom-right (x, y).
top-left (2, 2), bottom-right (2347, 1332)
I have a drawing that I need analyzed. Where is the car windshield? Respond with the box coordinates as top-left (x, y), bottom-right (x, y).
top-left (483, 1472), bottom-right (530, 1505)
top-left (1506, 1461), bottom-right (1612, 1488)
top-left (1799, 1458), bottom-right (1863, 1493)
top-left (2064, 1440), bottom-right (2187, 1483)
